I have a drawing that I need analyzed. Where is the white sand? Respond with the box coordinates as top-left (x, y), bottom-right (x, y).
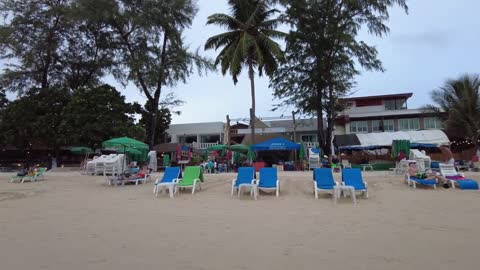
top-left (0, 170), bottom-right (479, 270)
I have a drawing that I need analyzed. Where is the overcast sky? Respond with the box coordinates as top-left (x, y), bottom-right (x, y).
top-left (139, 0), bottom-right (478, 124)
top-left (8, 0), bottom-right (479, 125)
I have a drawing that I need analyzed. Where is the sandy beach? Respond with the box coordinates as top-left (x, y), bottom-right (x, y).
top-left (0, 169), bottom-right (479, 270)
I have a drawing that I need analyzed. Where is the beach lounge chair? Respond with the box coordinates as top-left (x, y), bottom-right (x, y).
top-left (10, 167), bottom-right (47, 183)
top-left (313, 168), bottom-right (338, 199)
top-left (405, 174), bottom-right (437, 189)
top-left (439, 164), bottom-right (479, 190)
top-left (341, 168), bottom-right (368, 197)
top-left (176, 166), bottom-right (203, 194)
top-left (123, 172), bottom-right (151, 186)
top-left (231, 167), bottom-right (256, 198)
top-left (257, 167), bottom-right (279, 197)
top-left (154, 167), bottom-right (182, 198)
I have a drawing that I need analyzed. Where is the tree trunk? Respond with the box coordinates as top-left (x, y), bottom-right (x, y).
top-left (148, 93), bottom-right (161, 149)
top-left (316, 86), bottom-right (326, 154)
top-left (248, 60), bottom-right (256, 145)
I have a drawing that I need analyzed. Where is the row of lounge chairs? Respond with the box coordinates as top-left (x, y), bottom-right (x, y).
top-left (153, 166), bottom-right (368, 200)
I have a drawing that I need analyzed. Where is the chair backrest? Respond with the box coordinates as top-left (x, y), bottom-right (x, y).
top-left (439, 164), bottom-right (458, 176)
top-left (341, 160), bottom-right (350, 167)
top-left (36, 167), bottom-right (47, 175)
top-left (258, 167), bottom-right (278, 188)
top-left (313, 168), bottom-right (335, 189)
top-left (181, 166), bottom-right (203, 185)
top-left (342, 168), bottom-right (366, 190)
top-left (236, 167), bottom-right (255, 186)
top-left (161, 167), bottom-right (181, 183)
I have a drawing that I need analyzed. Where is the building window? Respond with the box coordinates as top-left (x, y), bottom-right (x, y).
top-left (424, 117), bottom-right (442, 129)
top-left (399, 118), bottom-right (420, 131)
top-left (301, 135), bottom-right (317, 142)
top-left (201, 135), bottom-right (220, 143)
top-left (371, 120), bottom-right (381, 132)
top-left (385, 99), bottom-right (407, 110)
top-left (383, 119), bottom-right (394, 132)
top-left (350, 121), bottom-right (368, 134)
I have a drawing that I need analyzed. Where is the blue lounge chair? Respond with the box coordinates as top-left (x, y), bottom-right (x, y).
top-left (341, 168), bottom-right (368, 198)
top-left (405, 174), bottom-right (437, 189)
top-left (313, 168), bottom-right (338, 199)
top-left (257, 168), bottom-right (279, 197)
top-left (153, 167), bottom-right (182, 198)
top-left (231, 167), bottom-right (256, 197)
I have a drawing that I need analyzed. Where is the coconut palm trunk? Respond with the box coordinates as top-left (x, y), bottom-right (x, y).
top-left (249, 60), bottom-right (256, 145)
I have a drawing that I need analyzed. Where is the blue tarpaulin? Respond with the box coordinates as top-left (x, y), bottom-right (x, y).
top-left (251, 137), bottom-right (301, 151)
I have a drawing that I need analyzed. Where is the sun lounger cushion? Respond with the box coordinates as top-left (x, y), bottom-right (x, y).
top-left (410, 177), bottom-right (436, 186)
top-left (258, 168), bottom-right (277, 188)
top-left (445, 176), bottom-right (479, 190)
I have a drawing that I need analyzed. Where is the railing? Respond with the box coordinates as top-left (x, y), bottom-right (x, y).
top-left (192, 142), bottom-right (219, 150)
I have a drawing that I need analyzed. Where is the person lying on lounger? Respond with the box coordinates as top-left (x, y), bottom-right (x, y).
top-left (125, 166), bottom-right (149, 180)
top-left (408, 163), bottom-right (436, 181)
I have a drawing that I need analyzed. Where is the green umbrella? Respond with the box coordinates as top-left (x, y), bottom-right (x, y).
top-left (233, 151), bottom-right (241, 163)
top-left (299, 142), bottom-right (306, 159)
top-left (207, 144), bottom-right (226, 151)
top-left (163, 154), bottom-right (170, 167)
top-left (227, 144), bottom-right (250, 152)
top-left (247, 148), bottom-right (256, 162)
top-left (102, 137), bottom-right (149, 162)
top-left (207, 144), bottom-right (227, 157)
top-left (392, 140), bottom-right (411, 158)
top-left (69, 147), bottom-right (94, 155)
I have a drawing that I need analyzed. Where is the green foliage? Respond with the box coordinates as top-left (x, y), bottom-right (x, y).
top-left (205, 0), bottom-right (285, 84)
top-left (0, 85), bottom-right (144, 149)
top-left (138, 99), bottom-right (174, 146)
top-left (98, 0), bottom-right (212, 147)
top-left (0, 0), bottom-right (113, 92)
top-left (427, 74), bottom-right (480, 146)
top-left (205, 0), bottom-right (285, 144)
top-left (61, 84), bottom-right (144, 148)
top-left (0, 87), bottom-right (71, 149)
top-left (270, 0), bottom-right (407, 154)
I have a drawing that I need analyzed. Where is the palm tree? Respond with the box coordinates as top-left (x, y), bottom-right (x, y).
top-left (205, 0), bottom-right (285, 145)
top-left (427, 74), bottom-right (480, 149)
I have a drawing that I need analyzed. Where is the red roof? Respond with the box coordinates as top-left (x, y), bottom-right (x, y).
top-left (341, 93), bottom-right (413, 102)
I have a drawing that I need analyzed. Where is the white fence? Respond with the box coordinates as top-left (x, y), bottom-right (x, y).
top-left (191, 142), bottom-right (219, 150)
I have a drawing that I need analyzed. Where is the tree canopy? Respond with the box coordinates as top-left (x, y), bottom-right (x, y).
top-left (271, 0), bottom-right (407, 154)
top-left (427, 74), bottom-right (480, 148)
top-left (205, 0), bottom-right (285, 144)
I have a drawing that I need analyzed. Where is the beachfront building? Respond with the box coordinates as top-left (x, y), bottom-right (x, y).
top-left (167, 117), bottom-right (322, 149)
top-left (334, 93), bottom-right (448, 149)
top-left (166, 92), bottom-right (447, 150)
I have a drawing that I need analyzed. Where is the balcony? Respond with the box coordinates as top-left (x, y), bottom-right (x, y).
top-left (191, 142), bottom-right (219, 150)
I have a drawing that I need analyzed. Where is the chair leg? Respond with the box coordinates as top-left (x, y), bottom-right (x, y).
top-left (169, 185), bottom-right (174, 198)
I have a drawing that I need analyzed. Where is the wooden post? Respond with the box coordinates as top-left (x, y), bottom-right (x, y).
top-left (226, 115), bottom-right (231, 146)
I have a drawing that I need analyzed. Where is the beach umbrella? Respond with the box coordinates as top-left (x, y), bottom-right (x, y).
top-left (233, 151), bottom-right (241, 163)
top-left (69, 146), bottom-right (94, 155)
top-left (299, 142), bottom-right (306, 159)
top-left (102, 137), bottom-right (149, 162)
top-left (227, 144), bottom-right (250, 152)
top-left (207, 144), bottom-right (227, 151)
top-left (163, 153), bottom-right (170, 167)
top-left (247, 148), bottom-right (256, 162)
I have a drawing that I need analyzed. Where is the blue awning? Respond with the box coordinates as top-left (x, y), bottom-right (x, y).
top-left (251, 137), bottom-right (301, 151)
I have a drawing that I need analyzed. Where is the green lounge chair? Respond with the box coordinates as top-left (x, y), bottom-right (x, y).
top-left (11, 167), bottom-right (47, 183)
top-left (176, 166), bottom-right (203, 194)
